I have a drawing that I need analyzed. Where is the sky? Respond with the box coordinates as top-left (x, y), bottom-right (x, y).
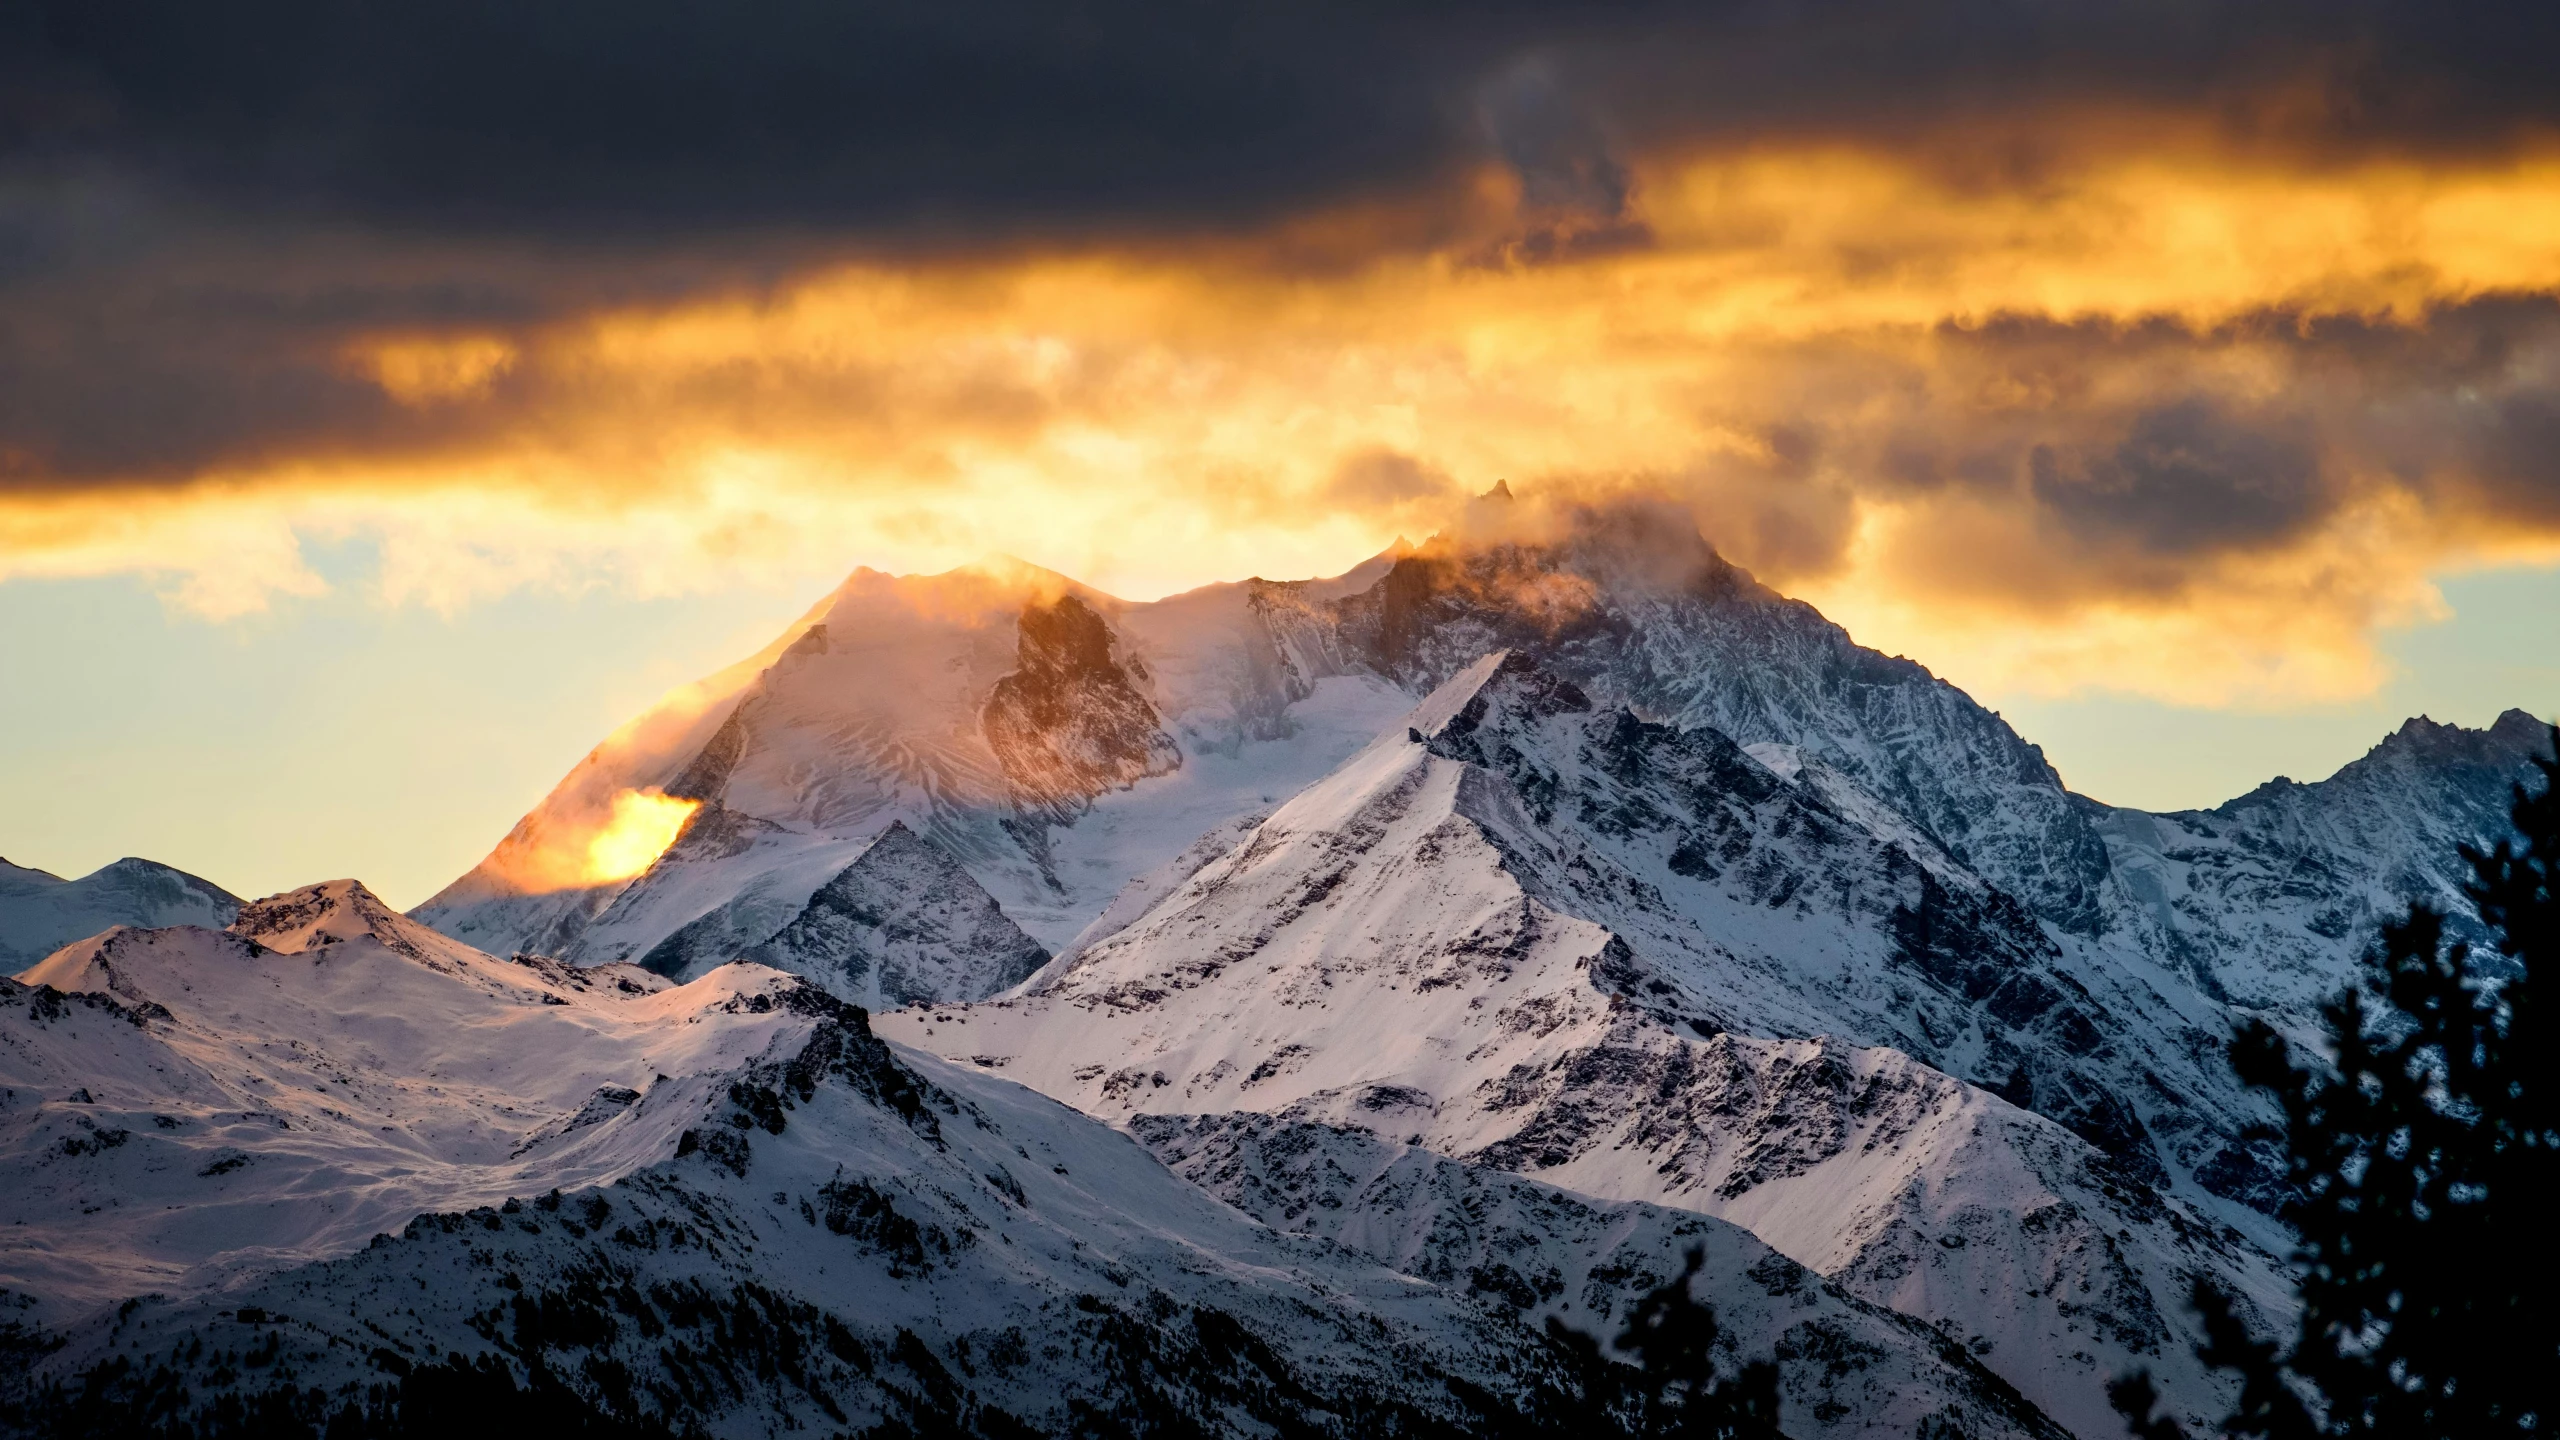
top-left (4, 1), bottom-right (2560, 907)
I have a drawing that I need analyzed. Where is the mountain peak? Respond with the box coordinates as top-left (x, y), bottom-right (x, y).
top-left (0, 857), bottom-right (64, 888)
top-left (1399, 650), bottom-right (1526, 739)
top-left (738, 821), bottom-right (1051, 1008)
top-left (1, 855), bottom-right (244, 969)
top-left (230, 878), bottom-right (443, 961)
top-left (2364, 706), bottom-right (2553, 773)
top-left (2490, 707), bottom-right (2556, 748)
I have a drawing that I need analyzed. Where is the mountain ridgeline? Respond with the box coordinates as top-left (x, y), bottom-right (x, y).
top-left (4, 496), bottom-right (2548, 1438)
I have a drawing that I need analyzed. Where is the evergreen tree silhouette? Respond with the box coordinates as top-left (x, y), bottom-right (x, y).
top-left (1552, 1246), bottom-right (1782, 1438)
top-left (2114, 725), bottom-right (2559, 1438)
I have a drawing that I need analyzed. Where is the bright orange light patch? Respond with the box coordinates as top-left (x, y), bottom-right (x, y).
top-left (580, 790), bottom-right (700, 883)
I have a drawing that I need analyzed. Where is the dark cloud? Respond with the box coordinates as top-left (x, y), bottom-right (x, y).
top-left (1609, 296), bottom-right (2560, 593)
top-left (1473, 57), bottom-right (1651, 263)
top-left (3, 0), bottom-right (2560, 504)
top-left (1482, 61), bottom-right (1634, 221)
top-left (5, 0), bottom-right (1509, 239)
top-left (9, 1), bottom-right (2559, 246)
top-left (2463, 391), bottom-right (2560, 525)
top-left (2028, 400), bottom-right (2331, 557)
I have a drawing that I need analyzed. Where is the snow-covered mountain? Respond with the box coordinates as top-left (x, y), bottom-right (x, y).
top-left (0, 856), bottom-right (238, 971)
top-left (413, 554), bottom-right (1417, 967)
top-left (2090, 708), bottom-right (2553, 1013)
top-left (644, 819), bottom-right (1053, 1008)
top-left (0, 883), bottom-right (2053, 1437)
top-left (2, 491), bottom-right (2515, 1434)
top-left (875, 654), bottom-right (2294, 1437)
top-left (414, 495), bottom-right (2548, 1042)
top-left (1135, 1112), bottom-right (2069, 1437)
top-left (380, 496), bottom-right (2548, 1432)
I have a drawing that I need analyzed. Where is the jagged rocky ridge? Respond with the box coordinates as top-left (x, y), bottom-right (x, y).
top-left (2091, 708), bottom-right (2553, 1012)
top-left (0, 857), bottom-right (237, 971)
top-left (414, 497), bottom-right (2550, 1042)
top-left (638, 820), bottom-right (1052, 1009)
top-left (880, 655), bottom-right (2294, 1438)
top-left (0, 883), bottom-right (2053, 1437)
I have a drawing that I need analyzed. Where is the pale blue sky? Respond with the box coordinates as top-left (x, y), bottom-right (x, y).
top-left (4, 554), bottom-right (2554, 911)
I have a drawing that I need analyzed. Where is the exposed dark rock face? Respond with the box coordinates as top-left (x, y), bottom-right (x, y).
top-left (662, 704), bottom-right (752, 804)
top-left (983, 593), bottom-right (1181, 822)
top-left (1332, 514), bottom-right (2118, 940)
top-left (738, 821), bottom-right (1051, 1006)
top-left (1419, 653), bottom-right (2168, 1181)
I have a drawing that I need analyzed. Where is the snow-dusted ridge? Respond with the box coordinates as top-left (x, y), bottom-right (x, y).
top-left (9, 498), bottom-right (2546, 1435)
top-left (0, 856), bottom-right (238, 972)
top-left (880, 654), bottom-right (2293, 1437)
top-left (2090, 707), bottom-right (2553, 1013)
top-left (2, 880), bottom-right (2060, 1436)
top-left (413, 500), bottom-right (2550, 1049)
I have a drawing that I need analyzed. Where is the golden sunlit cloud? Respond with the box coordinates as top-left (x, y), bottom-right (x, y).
top-left (7, 132), bottom-right (2560, 708)
top-left (354, 335), bottom-right (520, 407)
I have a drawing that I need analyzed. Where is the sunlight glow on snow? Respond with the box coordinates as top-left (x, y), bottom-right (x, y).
top-left (582, 790), bottom-right (700, 884)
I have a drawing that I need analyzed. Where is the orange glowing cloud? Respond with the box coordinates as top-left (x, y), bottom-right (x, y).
top-left (6, 133), bottom-right (2560, 707)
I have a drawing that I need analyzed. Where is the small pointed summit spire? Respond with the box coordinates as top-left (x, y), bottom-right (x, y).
top-left (1482, 479), bottom-right (1514, 501)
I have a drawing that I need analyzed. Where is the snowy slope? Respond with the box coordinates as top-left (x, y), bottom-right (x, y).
top-left (2, 881), bottom-right (2057, 1438)
top-left (880, 657), bottom-right (2289, 1437)
top-left (415, 557), bottom-right (1413, 966)
top-left (1138, 1112), bottom-right (2069, 1439)
top-left (2090, 709), bottom-right (2555, 1012)
top-left (1392, 653), bottom-right (2244, 1182)
top-left (730, 820), bottom-right (1052, 1007)
top-left (2, 880), bottom-right (735, 1322)
top-left (0, 856), bottom-right (238, 970)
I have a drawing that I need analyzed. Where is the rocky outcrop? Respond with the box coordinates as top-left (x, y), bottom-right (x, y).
top-left (1329, 504), bottom-right (2119, 939)
top-left (736, 821), bottom-right (1051, 1007)
top-left (982, 593), bottom-right (1182, 821)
